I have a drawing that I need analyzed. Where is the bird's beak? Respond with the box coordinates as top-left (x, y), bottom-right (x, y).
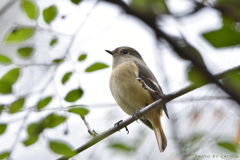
top-left (105, 50), bottom-right (113, 55)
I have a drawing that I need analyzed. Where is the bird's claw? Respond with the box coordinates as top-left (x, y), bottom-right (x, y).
top-left (132, 104), bottom-right (148, 122)
top-left (114, 120), bottom-right (129, 134)
top-left (132, 110), bottom-right (140, 123)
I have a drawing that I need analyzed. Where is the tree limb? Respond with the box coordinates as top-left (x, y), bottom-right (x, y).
top-left (57, 65), bottom-right (240, 160)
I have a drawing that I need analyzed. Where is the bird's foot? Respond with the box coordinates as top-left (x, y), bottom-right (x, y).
top-left (114, 120), bottom-right (129, 134)
top-left (132, 104), bottom-right (148, 122)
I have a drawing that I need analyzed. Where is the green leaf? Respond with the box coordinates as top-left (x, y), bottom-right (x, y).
top-left (188, 65), bottom-right (209, 86)
top-left (62, 72), bottom-right (72, 85)
top-left (50, 38), bottom-right (58, 46)
top-left (42, 114), bottom-right (67, 128)
top-left (0, 124), bottom-right (7, 135)
top-left (64, 88), bottom-right (83, 102)
top-left (130, 0), bottom-right (169, 17)
top-left (37, 96), bottom-right (53, 110)
top-left (27, 123), bottom-right (40, 136)
top-left (223, 71), bottom-right (240, 96)
top-left (217, 141), bottom-right (238, 153)
top-left (5, 27), bottom-right (35, 44)
top-left (71, 0), bottom-right (82, 5)
top-left (78, 54), bottom-right (87, 61)
top-left (49, 141), bottom-right (76, 157)
top-left (23, 135), bottom-right (38, 146)
top-left (20, 0), bottom-right (39, 20)
top-left (9, 98), bottom-right (25, 114)
top-left (110, 142), bottom-right (134, 152)
top-left (0, 105), bottom-right (4, 115)
top-left (202, 27), bottom-right (240, 48)
top-left (0, 54), bottom-right (12, 65)
top-left (17, 47), bottom-right (34, 58)
top-left (53, 58), bottom-right (64, 63)
top-left (85, 62), bottom-right (109, 72)
top-left (0, 80), bottom-right (12, 94)
top-left (1, 68), bottom-right (20, 85)
top-left (68, 108), bottom-right (89, 117)
top-left (0, 151), bottom-right (10, 159)
top-left (43, 5), bottom-right (58, 24)
top-left (26, 114), bottom-right (66, 136)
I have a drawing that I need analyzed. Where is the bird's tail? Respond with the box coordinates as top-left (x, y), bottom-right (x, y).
top-left (147, 110), bottom-right (167, 152)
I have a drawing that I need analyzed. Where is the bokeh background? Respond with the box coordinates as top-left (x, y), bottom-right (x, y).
top-left (0, 0), bottom-right (240, 160)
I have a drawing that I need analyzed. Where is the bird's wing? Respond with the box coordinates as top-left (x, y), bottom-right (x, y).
top-left (134, 60), bottom-right (169, 119)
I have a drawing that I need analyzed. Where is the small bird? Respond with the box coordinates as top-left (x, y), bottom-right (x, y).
top-left (106, 46), bottom-right (168, 152)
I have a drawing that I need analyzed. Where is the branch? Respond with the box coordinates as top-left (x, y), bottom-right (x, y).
top-left (81, 116), bottom-right (98, 137)
top-left (101, 0), bottom-right (240, 106)
top-left (57, 65), bottom-right (240, 160)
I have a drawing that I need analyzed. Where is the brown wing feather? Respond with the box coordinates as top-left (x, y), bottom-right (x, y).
top-left (134, 61), bottom-right (169, 119)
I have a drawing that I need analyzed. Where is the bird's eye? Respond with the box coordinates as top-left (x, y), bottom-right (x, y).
top-left (123, 50), bottom-right (128, 54)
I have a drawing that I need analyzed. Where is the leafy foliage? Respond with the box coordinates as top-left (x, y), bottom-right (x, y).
top-left (37, 96), bottom-right (53, 110)
top-left (109, 142), bottom-right (134, 152)
top-left (41, 114), bottom-right (67, 129)
top-left (0, 124), bottom-right (7, 135)
top-left (53, 58), bottom-right (64, 63)
top-left (27, 123), bottom-right (40, 136)
top-left (23, 136), bottom-right (38, 146)
top-left (50, 38), bottom-right (58, 46)
top-left (0, 80), bottom-right (12, 94)
top-left (223, 70), bottom-right (240, 96)
top-left (0, 54), bottom-right (11, 65)
top-left (203, 28), bottom-right (240, 48)
top-left (130, 0), bottom-right (169, 17)
top-left (202, 15), bottom-right (240, 48)
top-left (68, 108), bottom-right (89, 117)
top-left (78, 54), bottom-right (87, 61)
top-left (70, 0), bottom-right (82, 5)
top-left (217, 141), bottom-right (238, 153)
top-left (8, 98), bottom-right (25, 114)
top-left (17, 47), bottom-right (34, 58)
top-left (20, 0), bottom-right (39, 20)
top-left (0, 151), bottom-right (10, 159)
top-left (1, 68), bottom-right (20, 85)
top-left (62, 72), bottom-right (72, 84)
top-left (65, 88), bottom-right (83, 102)
top-left (26, 114), bottom-right (67, 136)
top-left (85, 62), bottom-right (109, 72)
top-left (4, 27), bottom-right (35, 44)
top-left (49, 141), bottom-right (76, 157)
top-left (0, 106), bottom-right (4, 115)
top-left (43, 5), bottom-right (58, 24)
top-left (188, 65), bottom-right (209, 86)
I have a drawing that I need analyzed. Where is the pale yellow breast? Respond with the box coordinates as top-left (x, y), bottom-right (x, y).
top-left (109, 61), bottom-right (155, 115)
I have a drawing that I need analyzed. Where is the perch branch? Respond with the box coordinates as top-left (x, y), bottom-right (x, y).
top-left (57, 65), bottom-right (240, 160)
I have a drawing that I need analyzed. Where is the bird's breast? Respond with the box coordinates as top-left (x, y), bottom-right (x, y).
top-left (110, 61), bottom-right (154, 115)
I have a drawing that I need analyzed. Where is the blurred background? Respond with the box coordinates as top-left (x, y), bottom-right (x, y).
top-left (0, 0), bottom-right (240, 160)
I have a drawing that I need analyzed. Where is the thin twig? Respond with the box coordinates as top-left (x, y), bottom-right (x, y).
top-left (57, 65), bottom-right (240, 160)
top-left (8, 109), bottom-right (32, 159)
top-left (81, 116), bottom-right (98, 137)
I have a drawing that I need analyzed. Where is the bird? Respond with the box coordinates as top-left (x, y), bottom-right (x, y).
top-left (105, 46), bottom-right (168, 152)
